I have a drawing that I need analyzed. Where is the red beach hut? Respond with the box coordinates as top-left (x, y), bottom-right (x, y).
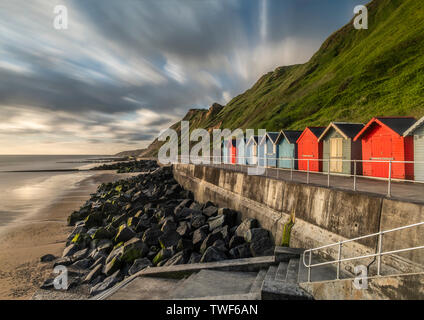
top-left (353, 117), bottom-right (416, 179)
top-left (225, 139), bottom-right (237, 164)
top-left (296, 127), bottom-right (326, 172)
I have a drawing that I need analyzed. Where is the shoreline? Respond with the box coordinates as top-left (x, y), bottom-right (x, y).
top-left (0, 171), bottom-right (136, 299)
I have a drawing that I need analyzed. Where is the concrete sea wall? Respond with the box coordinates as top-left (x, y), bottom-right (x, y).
top-left (173, 164), bottom-right (424, 275)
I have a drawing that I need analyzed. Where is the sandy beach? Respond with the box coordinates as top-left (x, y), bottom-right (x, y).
top-left (0, 171), bottom-right (134, 300)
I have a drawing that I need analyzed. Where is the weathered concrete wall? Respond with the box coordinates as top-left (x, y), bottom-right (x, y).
top-left (173, 164), bottom-right (424, 274)
top-left (300, 273), bottom-right (424, 300)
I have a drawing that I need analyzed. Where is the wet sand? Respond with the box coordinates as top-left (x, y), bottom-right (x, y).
top-left (0, 171), bottom-right (135, 299)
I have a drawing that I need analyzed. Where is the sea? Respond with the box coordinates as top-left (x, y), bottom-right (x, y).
top-left (0, 155), bottom-right (113, 228)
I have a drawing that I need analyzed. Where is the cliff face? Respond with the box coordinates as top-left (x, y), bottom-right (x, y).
top-left (141, 0), bottom-right (424, 157)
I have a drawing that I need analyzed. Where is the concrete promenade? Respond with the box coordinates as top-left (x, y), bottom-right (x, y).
top-left (203, 163), bottom-right (424, 204)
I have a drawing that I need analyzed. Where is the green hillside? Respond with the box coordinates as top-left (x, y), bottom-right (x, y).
top-left (143, 0), bottom-right (424, 156)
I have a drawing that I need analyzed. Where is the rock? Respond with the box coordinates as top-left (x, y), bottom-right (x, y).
top-left (235, 218), bottom-right (258, 237)
top-left (208, 215), bottom-right (226, 231)
top-left (66, 225), bottom-right (87, 245)
top-left (71, 258), bottom-right (92, 270)
top-left (84, 264), bottom-right (103, 283)
top-left (174, 199), bottom-right (193, 215)
top-left (84, 212), bottom-right (103, 229)
top-left (189, 202), bottom-right (203, 211)
top-left (200, 246), bottom-right (227, 263)
top-left (152, 248), bottom-right (174, 265)
top-left (40, 278), bottom-right (55, 290)
top-left (40, 254), bottom-right (56, 263)
top-left (229, 243), bottom-right (251, 259)
top-left (250, 237), bottom-right (274, 257)
top-left (212, 225), bottom-right (230, 243)
top-left (72, 248), bottom-right (89, 261)
top-left (114, 225), bottom-right (136, 243)
top-left (217, 208), bottom-right (238, 227)
top-left (128, 258), bottom-right (152, 275)
top-left (229, 235), bottom-right (245, 249)
top-left (142, 226), bottom-right (163, 247)
top-left (175, 207), bottom-right (200, 221)
top-left (200, 232), bottom-right (223, 254)
top-left (213, 239), bottom-right (227, 252)
top-left (62, 244), bottom-right (79, 257)
top-left (91, 227), bottom-right (114, 240)
top-left (53, 257), bottom-right (73, 267)
top-left (202, 206), bottom-right (218, 217)
top-left (111, 214), bottom-right (128, 228)
top-left (191, 214), bottom-right (206, 229)
top-left (176, 221), bottom-right (191, 237)
top-left (121, 238), bottom-right (149, 263)
top-left (90, 256), bottom-right (106, 270)
top-left (159, 230), bottom-right (181, 249)
top-left (160, 219), bottom-right (177, 233)
top-left (188, 252), bottom-right (202, 264)
top-left (90, 270), bottom-right (122, 296)
top-left (177, 238), bottom-right (193, 252)
top-left (192, 225), bottom-right (209, 250)
top-left (103, 255), bottom-right (122, 276)
top-left (244, 228), bottom-right (270, 243)
top-left (164, 251), bottom-right (187, 266)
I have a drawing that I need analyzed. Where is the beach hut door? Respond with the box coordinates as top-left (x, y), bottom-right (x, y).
top-left (330, 138), bottom-right (343, 173)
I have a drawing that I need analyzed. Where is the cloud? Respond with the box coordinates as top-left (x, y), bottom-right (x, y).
top-left (0, 0), bottom-right (362, 154)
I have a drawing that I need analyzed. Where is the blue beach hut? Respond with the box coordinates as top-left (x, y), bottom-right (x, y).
top-left (276, 130), bottom-right (302, 169)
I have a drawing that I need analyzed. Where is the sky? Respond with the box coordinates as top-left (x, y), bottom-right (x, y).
top-left (0, 0), bottom-right (367, 155)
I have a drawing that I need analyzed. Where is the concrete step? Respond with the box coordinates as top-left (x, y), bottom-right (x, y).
top-left (261, 279), bottom-right (313, 300)
top-left (286, 258), bottom-right (300, 284)
top-left (263, 265), bottom-right (277, 282)
top-left (170, 269), bottom-right (258, 299)
top-left (298, 253), bottom-right (349, 283)
top-left (275, 247), bottom-right (305, 263)
top-left (249, 269), bottom-right (267, 299)
top-left (275, 262), bottom-right (289, 282)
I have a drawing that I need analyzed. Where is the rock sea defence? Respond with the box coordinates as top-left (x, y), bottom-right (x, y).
top-left (90, 159), bottom-right (158, 173)
top-left (40, 165), bottom-right (274, 297)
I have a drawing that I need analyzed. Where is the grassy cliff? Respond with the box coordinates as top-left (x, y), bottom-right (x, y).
top-left (143, 0), bottom-right (424, 157)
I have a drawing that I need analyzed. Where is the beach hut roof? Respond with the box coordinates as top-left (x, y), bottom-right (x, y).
top-left (259, 132), bottom-right (279, 145)
top-left (404, 115), bottom-right (424, 136)
top-left (276, 130), bottom-right (303, 144)
top-left (318, 122), bottom-right (364, 141)
top-left (354, 117), bottom-right (416, 141)
top-left (246, 135), bottom-right (261, 146)
top-left (296, 127), bottom-right (326, 143)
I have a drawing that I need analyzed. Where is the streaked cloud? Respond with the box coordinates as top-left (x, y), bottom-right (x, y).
top-left (0, 0), bottom-right (365, 154)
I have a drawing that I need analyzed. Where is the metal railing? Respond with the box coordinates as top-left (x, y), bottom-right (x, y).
top-left (176, 155), bottom-right (423, 199)
top-left (302, 221), bottom-right (424, 282)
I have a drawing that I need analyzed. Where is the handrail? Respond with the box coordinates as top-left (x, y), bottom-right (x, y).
top-left (302, 221), bottom-right (424, 282)
top-left (176, 155), bottom-right (424, 198)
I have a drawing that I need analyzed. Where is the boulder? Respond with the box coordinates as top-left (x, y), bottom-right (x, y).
top-left (229, 243), bottom-right (252, 259)
top-left (103, 255), bottom-right (122, 276)
top-left (159, 230), bottom-right (181, 248)
top-left (190, 214), bottom-right (206, 229)
top-left (164, 251), bottom-right (187, 266)
top-left (121, 238), bottom-right (149, 263)
top-left (250, 237), bottom-right (274, 257)
top-left (160, 219), bottom-right (177, 233)
top-left (40, 254), bottom-right (56, 263)
top-left (128, 258), bottom-right (153, 275)
top-left (200, 246), bottom-right (227, 263)
top-left (84, 264), bottom-right (103, 283)
top-left (177, 238), bottom-right (193, 252)
top-left (244, 228), bottom-right (270, 243)
top-left (90, 270), bottom-right (122, 296)
top-left (174, 199), bottom-right (193, 215)
top-left (91, 227), bottom-right (114, 240)
top-left (142, 227), bottom-right (163, 247)
top-left (200, 232), bottom-right (223, 254)
top-left (62, 244), bottom-right (79, 258)
top-left (188, 252), bottom-right (202, 264)
top-left (114, 225), bottom-right (136, 243)
top-left (192, 225), bottom-right (209, 250)
top-left (152, 248), bottom-right (174, 265)
top-left (202, 206), bottom-right (218, 217)
top-left (176, 221), bottom-right (191, 237)
top-left (175, 207), bottom-right (200, 221)
top-left (235, 218), bottom-right (258, 238)
top-left (84, 212), bottom-right (103, 229)
top-left (229, 235), bottom-right (245, 249)
top-left (189, 202), bottom-right (203, 211)
top-left (70, 258), bottom-right (92, 270)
